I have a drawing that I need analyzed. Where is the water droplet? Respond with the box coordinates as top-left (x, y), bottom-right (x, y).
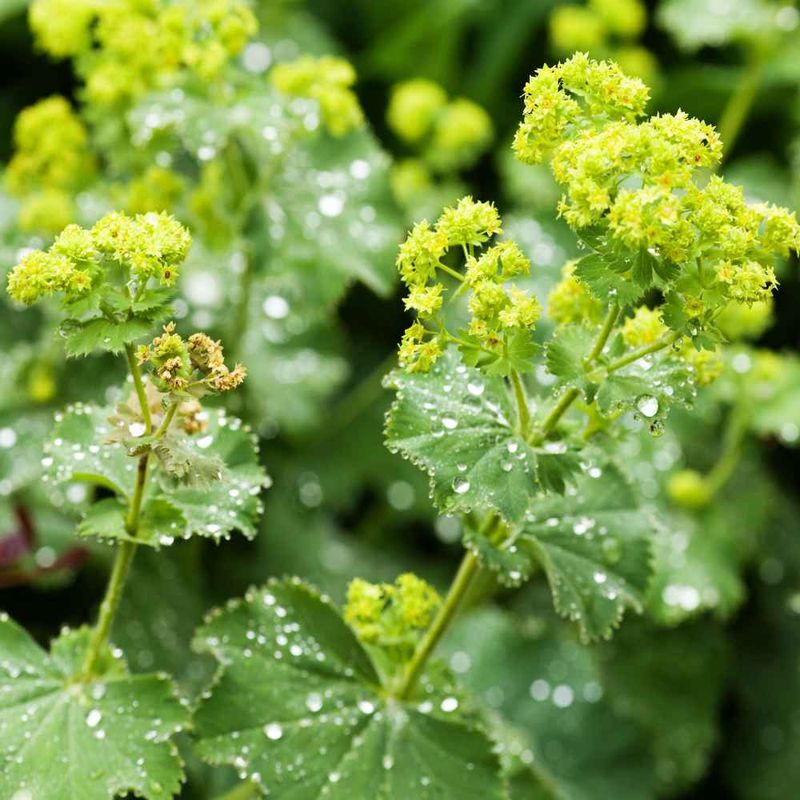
top-left (442, 416), bottom-right (458, 430)
top-left (86, 709), bottom-right (102, 728)
top-left (128, 422), bottom-right (146, 438)
top-left (636, 395), bottom-right (659, 418)
top-left (452, 477), bottom-right (470, 495)
top-left (440, 697), bottom-right (459, 713)
top-left (264, 723), bottom-right (283, 740)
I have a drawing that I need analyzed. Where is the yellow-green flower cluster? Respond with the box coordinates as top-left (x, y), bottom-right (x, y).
top-left (136, 323), bottom-right (246, 394)
top-left (30, 0), bottom-right (257, 106)
top-left (6, 248), bottom-right (93, 306)
top-left (621, 306), bottom-right (668, 347)
top-left (6, 212), bottom-right (191, 306)
top-left (92, 211), bottom-right (191, 286)
top-left (514, 54), bottom-right (800, 312)
top-left (513, 52), bottom-right (650, 165)
top-left (344, 574), bottom-right (440, 660)
top-left (547, 260), bottom-right (603, 325)
top-left (271, 55), bottom-right (364, 137)
top-left (387, 78), bottom-right (493, 173)
top-left (396, 197), bottom-right (540, 372)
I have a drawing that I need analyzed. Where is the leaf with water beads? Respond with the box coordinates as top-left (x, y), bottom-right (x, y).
top-left (193, 578), bottom-right (506, 799)
top-left (76, 497), bottom-right (186, 548)
top-left (518, 463), bottom-right (657, 641)
top-left (42, 403), bottom-right (137, 497)
top-left (385, 349), bottom-right (578, 524)
top-left (155, 409), bottom-right (270, 541)
top-left (0, 615), bottom-right (189, 800)
top-left (596, 357), bottom-right (696, 434)
top-left (59, 316), bottom-right (159, 358)
top-left (544, 325), bottom-right (595, 391)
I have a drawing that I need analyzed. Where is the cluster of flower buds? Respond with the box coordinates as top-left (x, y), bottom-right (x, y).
top-left (396, 196), bottom-right (540, 372)
top-left (514, 53), bottom-right (800, 315)
top-left (387, 78), bottom-right (493, 173)
top-left (547, 260), bottom-right (603, 325)
top-left (6, 211), bottom-right (191, 306)
top-left (136, 323), bottom-right (246, 395)
top-left (29, 0), bottom-right (257, 105)
top-left (344, 574), bottom-right (441, 660)
top-left (271, 55), bottom-right (364, 137)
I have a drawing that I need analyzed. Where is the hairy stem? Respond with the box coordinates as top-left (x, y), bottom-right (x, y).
top-left (585, 303), bottom-right (619, 363)
top-left (125, 343), bottom-right (152, 434)
top-left (603, 331), bottom-right (681, 373)
top-left (395, 548), bottom-right (481, 700)
top-left (437, 262), bottom-right (465, 282)
top-left (538, 303), bottom-right (621, 438)
top-left (510, 369), bottom-right (531, 438)
top-left (395, 514), bottom-right (503, 700)
top-left (79, 373), bottom-right (179, 680)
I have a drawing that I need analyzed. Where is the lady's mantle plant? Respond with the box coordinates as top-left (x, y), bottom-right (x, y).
top-left (177, 55), bottom-right (800, 799)
top-left (2, 53), bottom-right (800, 800)
top-left (0, 212), bottom-right (268, 800)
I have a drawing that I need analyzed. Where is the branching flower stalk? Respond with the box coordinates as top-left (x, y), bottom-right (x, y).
top-left (80, 375), bottom-right (179, 681)
top-left (378, 53), bottom-right (800, 705)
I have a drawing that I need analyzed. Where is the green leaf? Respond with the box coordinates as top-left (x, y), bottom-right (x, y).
top-left (193, 579), bottom-right (505, 799)
top-left (596, 356), bottom-right (696, 432)
top-left (0, 616), bottom-right (188, 800)
top-left (463, 523), bottom-right (535, 588)
top-left (152, 430), bottom-right (225, 488)
top-left (43, 403), bottom-right (135, 496)
top-left (77, 497), bottom-right (186, 548)
top-left (545, 325), bottom-right (594, 388)
top-left (518, 463), bottom-right (656, 641)
top-left (573, 253), bottom-right (642, 307)
top-left (59, 316), bottom-right (154, 357)
top-left (155, 409), bottom-right (270, 541)
top-left (445, 609), bottom-right (658, 800)
top-left (385, 349), bottom-right (577, 523)
top-left (482, 330), bottom-right (539, 377)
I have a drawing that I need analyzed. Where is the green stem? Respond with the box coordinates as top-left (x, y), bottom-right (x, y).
top-left (537, 303), bottom-right (620, 439)
top-left (603, 331), bottom-right (681, 373)
top-left (125, 343), bottom-right (152, 434)
top-left (717, 50), bottom-right (765, 165)
top-left (540, 387), bottom-right (580, 437)
top-left (79, 396), bottom-right (179, 681)
top-left (395, 549), bottom-right (481, 700)
top-left (80, 540), bottom-right (137, 681)
top-left (510, 370), bottom-right (531, 438)
top-left (585, 303), bottom-right (619, 363)
top-left (214, 780), bottom-right (262, 800)
top-left (437, 262), bottom-right (465, 282)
